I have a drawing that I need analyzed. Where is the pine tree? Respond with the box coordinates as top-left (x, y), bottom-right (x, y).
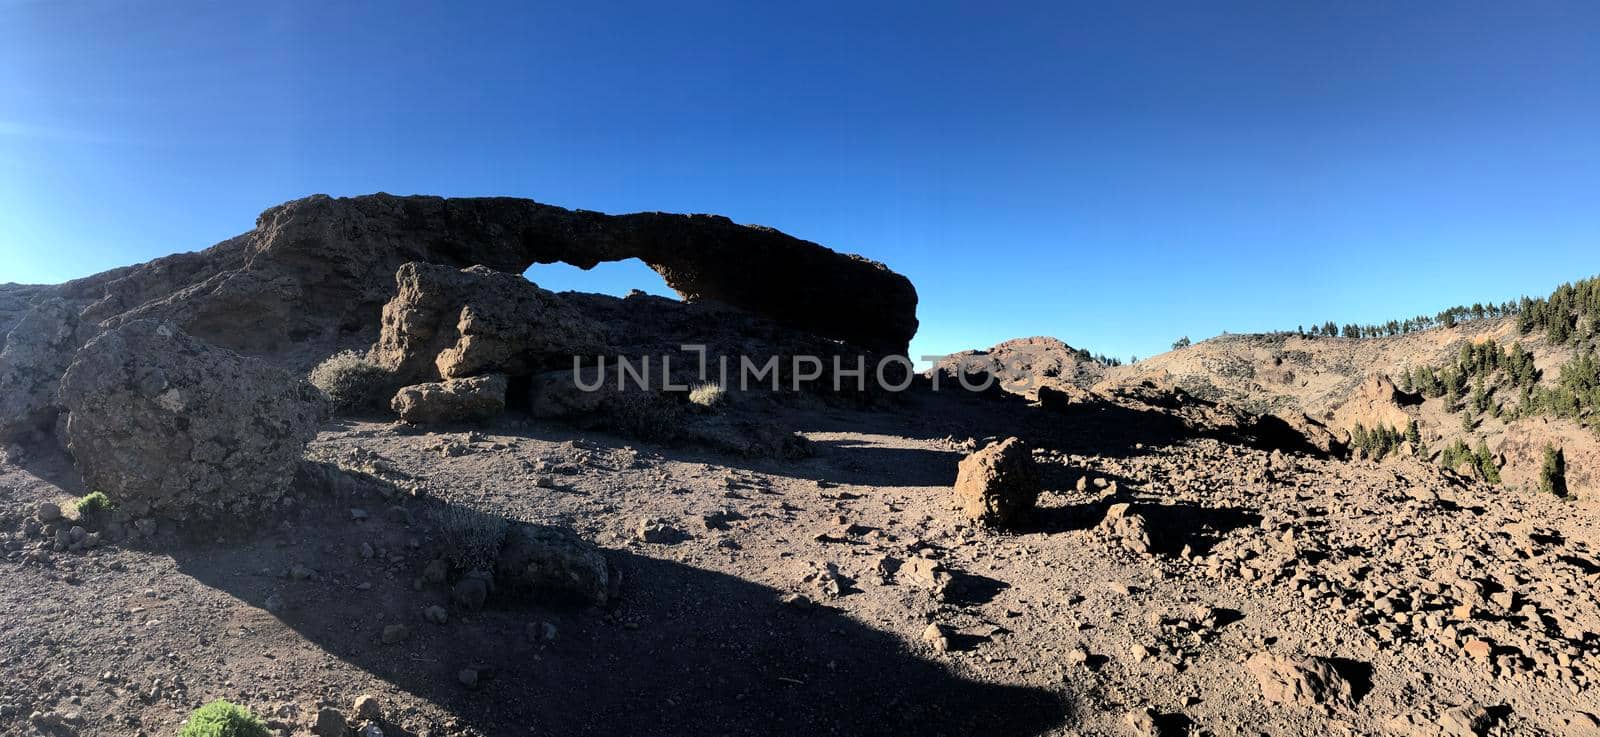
top-left (1473, 440), bottom-right (1500, 484)
top-left (1404, 419), bottom-right (1423, 455)
top-left (1540, 445), bottom-right (1569, 497)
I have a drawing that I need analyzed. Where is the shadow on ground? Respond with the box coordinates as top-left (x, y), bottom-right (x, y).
top-left (164, 488), bottom-right (1071, 737)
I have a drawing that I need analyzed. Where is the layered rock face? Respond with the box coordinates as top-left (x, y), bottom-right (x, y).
top-left (0, 193), bottom-right (919, 440)
top-left (57, 320), bottom-right (323, 520)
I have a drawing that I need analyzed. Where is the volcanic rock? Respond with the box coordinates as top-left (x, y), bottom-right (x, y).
top-left (370, 262), bottom-right (606, 386)
top-left (953, 437), bottom-right (1040, 526)
top-left (391, 374), bottom-right (509, 425)
top-left (57, 320), bottom-right (322, 521)
top-left (1243, 651), bottom-right (1354, 709)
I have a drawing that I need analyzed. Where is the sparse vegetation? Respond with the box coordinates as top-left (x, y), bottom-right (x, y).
top-left (1062, 345), bottom-right (1123, 367)
top-left (308, 350), bottom-right (394, 413)
top-left (432, 505), bottom-right (509, 573)
top-left (688, 382), bottom-right (726, 409)
top-left (1540, 444), bottom-right (1569, 497)
top-left (179, 700), bottom-right (271, 737)
top-left (1171, 336), bottom-right (1191, 350)
top-left (1290, 275), bottom-right (1600, 342)
top-left (75, 491), bottom-right (114, 522)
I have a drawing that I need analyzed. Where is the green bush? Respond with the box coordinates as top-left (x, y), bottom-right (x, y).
top-left (179, 700), bottom-right (270, 737)
top-left (308, 350), bottom-right (394, 414)
top-left (75, 491), bottom-right (114, 522)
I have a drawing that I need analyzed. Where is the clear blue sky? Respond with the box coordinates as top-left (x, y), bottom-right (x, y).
top-left (2, 1), bottom-right (1597, 361)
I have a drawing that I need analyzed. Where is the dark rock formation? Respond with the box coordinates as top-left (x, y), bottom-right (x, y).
top-left (372, 262), bottom-right (606, 386)
top-left (58, 320), bottom-right (323, 521)
top-left (0, 193), bottom-right (919, 440)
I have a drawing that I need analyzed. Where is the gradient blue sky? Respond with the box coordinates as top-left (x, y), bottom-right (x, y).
top-left (2, 1), bottom-right (1597, 361)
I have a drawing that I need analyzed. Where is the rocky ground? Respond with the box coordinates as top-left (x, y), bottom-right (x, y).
top-left (5, 386), bottom-right (1600, 737)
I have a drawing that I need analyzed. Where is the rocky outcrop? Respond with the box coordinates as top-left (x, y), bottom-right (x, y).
top-left (1262, 412), bottom-right (1347, 457)
top-left (371, 262), bottom-right (607, 386)
top-left (933, 336), bottom-right (1109, 395)
top-left (57, 320), bottom-right (323, 520)
top-left (1331, 373), bottom-right (1419, 438)
top-left (953, 437), bottom-right (1040, 526)
top-left (0, 193), bottom-right (919, 440)
top-left (391, 374), bottom-right (509, 425)
top-left (0, 298), bottom-right (81, 439)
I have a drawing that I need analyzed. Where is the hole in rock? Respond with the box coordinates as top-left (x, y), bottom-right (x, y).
top-left (524, 260), bottom-right (677, 300)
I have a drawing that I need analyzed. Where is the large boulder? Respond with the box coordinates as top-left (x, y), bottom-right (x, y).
top-left (57, 320), bottom-right (323, 520)
top-left (371, 262), bottom-right (607, 386)
top-left (953, 437), bottom-right (1040, 526)
top-left (391, 374), bottom-right (509, 425)
top-left (1243, 652), bottom-right (1354, 709)
top-left (494, 522), bottom-right (610, 606)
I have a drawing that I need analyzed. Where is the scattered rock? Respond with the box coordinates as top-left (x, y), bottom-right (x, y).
top-left (424, 605), bottom-right (449, 625)
top-left (1243, 651), bottom-right (1354, 709)
top-left (381, 624), bottom-right (411, 644)
top-left (421, 559), bottom-right (449, 584)
top-left (36, 502), bottom-right (60, 522)
top-left (451, 577), bottom-right (489, 611)
top-left (636, 517), bottom-right (685, 544)
top-left (315, 707), bottom-right (347, 736)
top-left (1462, 638), bottom-right (1493, 659)
top-left (1562, 712), bottom-right (1600, 737)
top-left (352, 694), bottom-right (382, 721)
top-left (922, 623), bottom-right (952, 652)
top-left (899, 556), bottom-right (953, 598)
top-left (1438, 703), bottom-right (1493, 736)
top-left (1124, 707), bottom-right (1166, 737)
top-left (1099, 503), bottom-right (1153, 555)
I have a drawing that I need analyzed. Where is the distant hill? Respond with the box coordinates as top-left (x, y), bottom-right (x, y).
top-left (964, 276), bottom-right (1600, 499)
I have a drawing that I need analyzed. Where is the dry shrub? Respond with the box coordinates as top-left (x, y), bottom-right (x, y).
top-left (308, 350), bottom-right (393, 414)
top-left (688, 382), bottom-right (726, 409)
top-left (431, 504), bottom-right (509, 573)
